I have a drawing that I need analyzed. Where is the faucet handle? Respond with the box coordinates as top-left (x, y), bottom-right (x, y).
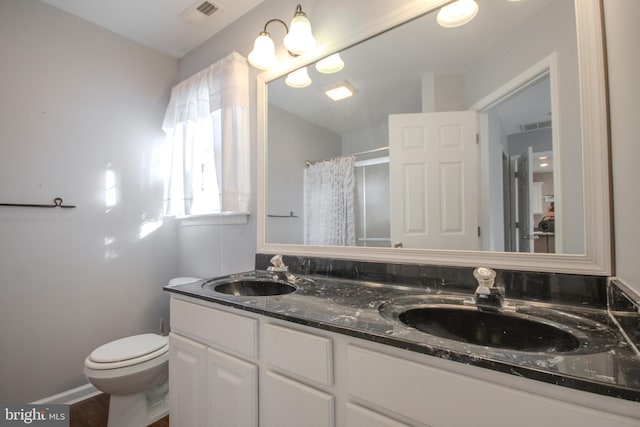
top-left (473, 267), bottom-right (496, 291)
top-left (268, 254), bottom-right (289, 272)
top-left (473, 267), bottom-right (503, 309)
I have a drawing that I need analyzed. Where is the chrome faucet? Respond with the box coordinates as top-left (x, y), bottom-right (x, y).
top-left (267, 255), bottom-right (298, 283)
top-left (472, 267), bottom-right (503, 310)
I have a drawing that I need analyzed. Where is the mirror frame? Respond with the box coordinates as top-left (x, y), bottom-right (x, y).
top-left (256, 0), bottom-right (611, 275)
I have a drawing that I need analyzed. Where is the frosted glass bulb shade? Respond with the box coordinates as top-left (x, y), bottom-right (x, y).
top-left (283, 14), bottom-right (316, 54)
top-left (248, 33), bottom-right (278, 70)
top-left (437, 0), bottom-right (479, 28)
top-left (315, 53), bottom-right (345, 74)
top-left (285, 67), bottom-right (312, 88)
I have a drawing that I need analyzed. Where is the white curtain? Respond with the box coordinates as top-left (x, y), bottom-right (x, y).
top-left (304, 156), bottom-right (356, 246)
top-left (162, 51), bottom-right (250, 216)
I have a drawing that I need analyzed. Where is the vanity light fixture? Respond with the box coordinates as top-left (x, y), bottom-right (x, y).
top-left (285, 67), bottom-right (312, 88)
top-left (324, 81), bottom-right (356, 101)
top-left (437, 0), bottom-right (479, 28)
top-left (248, 4), bottom-right (316, 70)
top-left (283, 5), bottom-right (316, 55)
top-left (315, 53), bottom-right (345, 74)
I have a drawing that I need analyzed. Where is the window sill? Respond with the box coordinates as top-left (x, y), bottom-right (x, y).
top-left (176, 212), bottom-right (249, 227)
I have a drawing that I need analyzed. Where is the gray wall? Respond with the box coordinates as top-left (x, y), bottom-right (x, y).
top-left (466, 0), bottom-right (583, 255)
top-left (267, 106), bottom-right (342, 245)
top-left (604, 0), bottom-right (640, 294)
top-left (0, 0), bottom-right (178, 402)
top-left (175, 0), bottom-right (416, 278)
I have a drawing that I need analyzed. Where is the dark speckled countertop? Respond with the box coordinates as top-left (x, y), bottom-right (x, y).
top-left (165, 267), bottom-right (640, 403)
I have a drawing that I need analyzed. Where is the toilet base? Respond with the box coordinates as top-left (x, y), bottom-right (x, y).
top-left (107, 383), bottom-right (169, 427)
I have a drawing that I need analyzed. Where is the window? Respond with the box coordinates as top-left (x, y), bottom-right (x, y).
top-left (162, 52), bottom-right (250, 217)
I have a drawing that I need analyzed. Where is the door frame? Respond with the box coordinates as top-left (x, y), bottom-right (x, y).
top-left (470, 52), bottom-right (563, 253)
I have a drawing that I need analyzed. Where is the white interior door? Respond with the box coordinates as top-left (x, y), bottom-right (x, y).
top-left (389, 111), bottom-right (479, 250)
top-left (515, 147), bottom-right (535, 253)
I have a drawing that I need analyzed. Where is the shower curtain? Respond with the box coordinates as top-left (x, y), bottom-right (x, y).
top-left (304, 156), bottom-right (356, 246)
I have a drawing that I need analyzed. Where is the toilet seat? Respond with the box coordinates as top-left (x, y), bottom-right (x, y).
top-left (86, 334), bottom-right (168, 370)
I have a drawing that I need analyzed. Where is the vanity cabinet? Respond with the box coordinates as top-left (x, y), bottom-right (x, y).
top-left (169, 299), bottom-right (259, 427)
top-left (168, 295), bottom-right (640, 427)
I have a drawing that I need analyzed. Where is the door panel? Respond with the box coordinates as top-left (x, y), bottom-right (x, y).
top-left (389, 111), bottom-right (479, 250)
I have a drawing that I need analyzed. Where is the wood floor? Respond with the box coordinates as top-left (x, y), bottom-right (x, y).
top-left (70, 393), bottom-right (169, 427)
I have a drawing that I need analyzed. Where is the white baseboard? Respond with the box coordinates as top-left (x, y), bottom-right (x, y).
top-left (32, 383), bottom-right (101, 405)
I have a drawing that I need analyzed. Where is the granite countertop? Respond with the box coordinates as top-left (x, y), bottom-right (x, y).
top-left (164, 270), bottom-right (640, 402)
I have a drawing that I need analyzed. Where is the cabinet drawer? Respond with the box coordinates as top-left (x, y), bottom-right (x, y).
top-left (347, 345), bottom-right (636, 427)
top-left (170, 298), bottom-right (257, 358)
top-left (263, 323), bottom-right (333, 386)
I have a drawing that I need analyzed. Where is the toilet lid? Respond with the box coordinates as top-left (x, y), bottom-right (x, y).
top-left (90, 334), bottom-right (168, 364)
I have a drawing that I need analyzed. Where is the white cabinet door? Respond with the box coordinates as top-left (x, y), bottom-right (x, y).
top-left (169, 333), bottom-right (207, 427)
top-left (206, 347), bottom-right (258, 427)
top-left (262, 370), bottom-right (334, 427)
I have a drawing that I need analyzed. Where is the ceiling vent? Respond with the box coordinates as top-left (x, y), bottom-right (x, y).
top-left (196, 1), bottom-right (218, 16)
top-left (182, 1), bottom-right (220, 26)
top-left (519, 120), bottom-right (552, 133)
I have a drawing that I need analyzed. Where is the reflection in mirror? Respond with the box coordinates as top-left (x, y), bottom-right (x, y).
top-left (261, 0), bottom-right (614, 275)
top-left (266, 0), bottom-right (581, 255)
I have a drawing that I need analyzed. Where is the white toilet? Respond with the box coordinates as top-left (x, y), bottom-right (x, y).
top-left (84, 277), bottom-right (200, 427)
top-left (84, 333), bottom-right (169, 427)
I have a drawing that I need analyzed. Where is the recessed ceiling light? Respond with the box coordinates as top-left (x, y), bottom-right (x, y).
top-left (538, 156), bottom-right (548, 160)
top-left (437, 0), bottom-right (479, 28)
top-left (539, 163), bottom-right (549, 168)
top-left (325, 82), bottom-right (356, 101)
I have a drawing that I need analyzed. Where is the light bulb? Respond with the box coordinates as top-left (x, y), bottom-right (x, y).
top-left (315, 53), bottom-right (345, 74)
top-left (248, 32), bottom-right (278, 70)
top-left (283, 9), bottom-right (316, 54)
top-left (285, 67), bottom-right (312, 88)
top-left (437, 0), bottom-right (479, 28)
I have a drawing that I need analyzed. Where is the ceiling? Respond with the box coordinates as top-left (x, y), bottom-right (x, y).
top-left (268, 0), bottom-right (559, 135)
top-left (40, 0), bottom-right (265, 58)
top-left (40, 0), bottom-right (561, 173)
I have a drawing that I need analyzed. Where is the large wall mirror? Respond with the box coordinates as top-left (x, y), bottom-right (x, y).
top-left (257, 0), bottom-right (611, 275)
